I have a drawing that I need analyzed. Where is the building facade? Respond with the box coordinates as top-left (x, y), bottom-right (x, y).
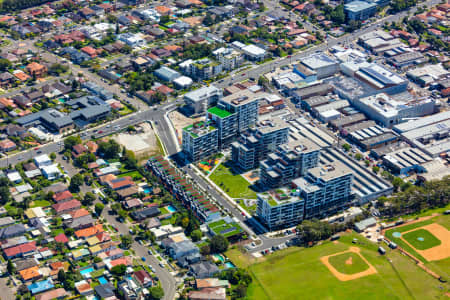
top-left (182, 121), bottom-right (219, 162)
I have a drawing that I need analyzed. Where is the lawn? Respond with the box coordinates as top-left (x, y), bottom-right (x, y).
top-left (228, 232), bottom-right (449, 300)
top-left (30, 200), bottom-right (51, 208)
top-left (118, 170), bottom-right (143, 180)
top-left (402, 229), bottom-right (441, 250)
top-left (209, 163), bottom-right (256, 199)
top-left (328, 252), bottom-right (369, 275)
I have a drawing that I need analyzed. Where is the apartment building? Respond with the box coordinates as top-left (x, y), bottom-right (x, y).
top-left (206, 106), bottom-right (238, 148)
top-left (256, 187), bottom-right (305, 231)
top-left (184, 86), bottom-right (222, 115)
top-left (292, 162), bottom-right (353, 219)
top-left (218, 89), bottom-right (260, 133)
top-left (259, 138), bottom-right (321, 189)
top-left (182, 121), bottom-right (219, 162)
top-left (213, 47), bottom-right (244, 71)
top-left (231, 118), bottom-right (289, 170)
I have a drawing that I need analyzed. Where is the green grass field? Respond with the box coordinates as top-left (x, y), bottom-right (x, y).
top-left (385, 215), bottom-right (450, 282)
top-left (227, 232), bottom-right (449, 300)
top-left (209, 163), bottom-right (256, 199)
top-left (402, 228), bottom-right (441, 250)
top-left (328, 252), bottom-right (369, 274)
top-left (30, 200), bottom-right (51, 208)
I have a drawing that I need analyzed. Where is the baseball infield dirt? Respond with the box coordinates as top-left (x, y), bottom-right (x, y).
top-left (320, 247), bottom-right (377, 281)
top-left (401, 223), bottom-right (450, 262)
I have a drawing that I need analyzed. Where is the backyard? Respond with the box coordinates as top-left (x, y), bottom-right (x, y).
top-left (209, 163), bottom-right (257, 199)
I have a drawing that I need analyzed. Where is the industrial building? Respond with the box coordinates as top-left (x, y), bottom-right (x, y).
top-left (382, 147), bottom-right (432, 175)
top-left (298, 53), bottom-right (340, 79)
top-left (353, 92), bottom-right (436, 128)
top-left (231, 118), bottom-right (289, 170)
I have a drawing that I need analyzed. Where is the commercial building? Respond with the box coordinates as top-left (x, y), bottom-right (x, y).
top-left (154, 66), bottom-right (181, 83)
top-left (206, 106), bottom-right (238, 147)
top-left (393, 111), bottom-right (450, 133)
top-left (231, 118), bottom-right (289, 170)
top-left (298, 53), bottom-right (339, 79)
top-left (241, 44), bottom-right (266, 61)
top-left (353, 93), bottom-right (436, 128)
top-left (344, 1), bottom-right (377, 21)
top-left (182, 121), bottom-right (219, 162)
top-left (406, 64), bottom-right (449, 87)
top-left (218, 89), bottom-right (260, 133)
top-left (259, 138), bottom-right (321, 189)
top-left (184, 86), bottom-right (222, 115)
top-left (256, 187), bottom-right (305, 230)
top-left (16, 108), bottom-right (74, 134)
top-left (387, 51), bottom-right (426, 69)
top-left (292, 162), bottom-right (353, 219)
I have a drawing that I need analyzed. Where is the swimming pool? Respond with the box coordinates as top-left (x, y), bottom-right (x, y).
top-left (143, 187), bottom-right (153, 194)
top-left (167, 205), bottom-right (177, 213)
top-left (213, 254), bottom-right (224, 262)
top-left (98, 276), bottom-right (108, 285)
top-left (225, 262), bottom-right (236, 269)
top-left (79, 267), bottom-right (94, 278)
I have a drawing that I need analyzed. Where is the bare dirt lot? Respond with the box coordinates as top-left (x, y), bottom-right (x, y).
top-left (113, 122), bottom-right (159, 161)
top-left (320, 246), bottom-right (377, 281)
top-left (169, 110), bottom-right (203, 142)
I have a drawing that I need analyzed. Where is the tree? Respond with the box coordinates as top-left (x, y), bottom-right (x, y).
top-left (98, 140), bottom-right (121, 159)
top-left (203, 13), bottom-right (214, 26)
top-left (83, 192), bottom-right (96, 206)
top-left (149, 286), bottom-right (164, 300)
top-left (330, 5), bottom-right (345, 24)
top-left (111, 264), bottom-right (127, 276)
top-left (50, 152), bottom-right (56, 160)
top-left (372, 166), bottom-right (380, 173)
top-left (7, 259), bottom-right (15, 274)
top-left (210, 235), bottom-right (229, 253)
top-left (0, 58), bottom-right (11, 71)
top-left (95, 203), bottom-right (104, 216)
top-left (200, 244), bottom-right (210, 255)
top-left (392, 177), bottom-right (404, 192)
top-left (48, 63), bottom-right (69, 76)
top-left (190, 229), bottom-right (202, 242)
top-left (57, 269), bottom-right (66, 282)
top-left (258, 76), bottom-right (269, 87)
top-left (159, 15), bottom-right (170, 24)
top-left (69, 173), bottom-right (84, 192)
top-left (64, 136), bottom-right (82, 150)
top-left (120, 234), bottom-right (133, 249)
top-left (342, 143), bottom-right (351, 152)
top-left (122, 150), bottom-right (137, 170)
top-left (0, 178), bottom-right (11, 204)
top-left (354, 153), bottom-right (363, 160)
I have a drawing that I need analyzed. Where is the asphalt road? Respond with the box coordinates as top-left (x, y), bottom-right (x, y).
top-left (100, 204), bottom-right (177, 300)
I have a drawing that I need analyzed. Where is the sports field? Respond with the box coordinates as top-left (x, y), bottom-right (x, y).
top-left (229, 232), bottom-right (450, 300)
top-left (385, 215), bottom-right (450, 281)
top-left (328, 251), bottom-right (369, 274)
top-left (209, 163), bottom-right (256, 199)
top-left (402, 228), bottom-right (441, 250)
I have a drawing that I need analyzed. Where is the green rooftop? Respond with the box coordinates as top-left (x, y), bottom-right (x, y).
top-left (208, 106), bottom-right (232, 118)
top-left (183, 121), bottom-right (217, 138)
top-left (208, 219), bottom-right (243, 238)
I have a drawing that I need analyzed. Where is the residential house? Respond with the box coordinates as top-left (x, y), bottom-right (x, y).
top-left (26, 62), bottom-right (47, 78)
top-left (52, 199), bottom-right (81, 215)
top-left (0, 139), bottom-right (17, 152)
top-left (0, 223), bottom-right (26, 239)
top-left (190, 261), bottom-right (220, 279)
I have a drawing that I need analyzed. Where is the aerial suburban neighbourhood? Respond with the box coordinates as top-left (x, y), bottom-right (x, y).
top-left (0, 0), bottom-right (448, 299)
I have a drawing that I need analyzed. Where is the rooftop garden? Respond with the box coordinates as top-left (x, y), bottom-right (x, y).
top-left (207, 106), bottom-right (233, 118)
top-left (208, 219), bottom-right (243, 238)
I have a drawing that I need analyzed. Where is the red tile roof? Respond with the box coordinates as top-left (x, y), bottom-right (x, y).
top-left (54, 233), bottom-right (69, 244)
top-left (52, 199), bottom-right (81, 213)
top-left (53, 190), bottom-right (73, 202)
top-left (4, 241), bottom-right (36, 257)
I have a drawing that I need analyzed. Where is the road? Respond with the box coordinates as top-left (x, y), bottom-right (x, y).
top-left (100, 204), bottom-right (177, 300)
top-left (213, 0), bottom-right (441, 89)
